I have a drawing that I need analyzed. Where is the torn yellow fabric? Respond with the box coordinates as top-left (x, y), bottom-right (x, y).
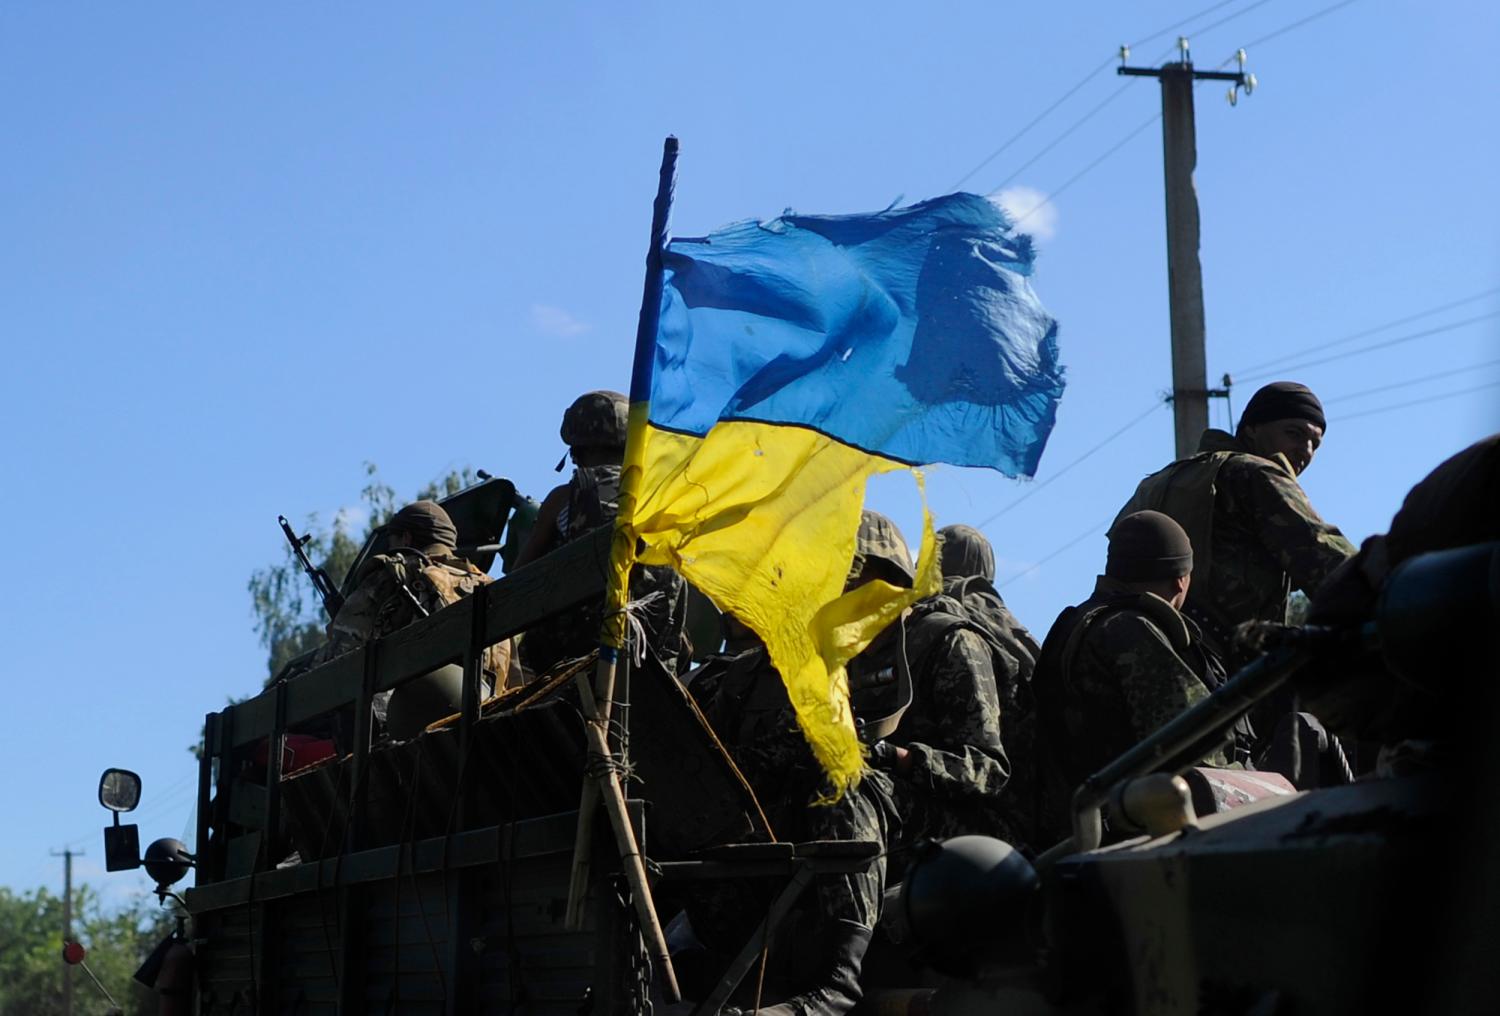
top-left (620, 419), bottom-right (941, 794)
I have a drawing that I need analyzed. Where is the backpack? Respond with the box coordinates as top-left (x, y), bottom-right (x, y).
top-left (1115, 451), bottom-right (1236, 592)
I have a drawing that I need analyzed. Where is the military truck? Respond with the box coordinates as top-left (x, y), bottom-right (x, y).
top-left (94, 475), bottom-right (863, 1015)
top-left (95, 467), bottom-right (1499, 1014)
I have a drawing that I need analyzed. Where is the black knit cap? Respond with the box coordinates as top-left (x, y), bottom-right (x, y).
top-left (384, 500), bottom-right (459, 550)
top-left (1106, 510), bottom-right (1194, 582)
top-left (1239, 381), bottom-right (1327, 433)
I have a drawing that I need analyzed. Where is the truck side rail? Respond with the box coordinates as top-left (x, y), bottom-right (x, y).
top-left (197, 524), bottom-right (614, 887)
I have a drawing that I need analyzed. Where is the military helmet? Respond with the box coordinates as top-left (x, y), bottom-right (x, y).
top-left (386, 663), bottom-right (465, 740)
top-left (560, 390), bottom-right (629, 450)
top-left (851, 510), bottom-right (916, 587)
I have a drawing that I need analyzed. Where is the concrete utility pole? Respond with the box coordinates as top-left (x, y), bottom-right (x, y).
top-left (1120, 39), bottom-right (1253, 458)
top-left (50, 848), bottom-right (82, 1016)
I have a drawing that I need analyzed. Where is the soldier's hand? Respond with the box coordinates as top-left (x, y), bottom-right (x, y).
top-left (871, 740), bottom-right (913, 775)
top-left (1232, 619), bottom-right (1293, 655)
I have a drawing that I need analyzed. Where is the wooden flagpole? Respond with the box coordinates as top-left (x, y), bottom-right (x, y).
top-left (563, 136), bottom-right (680, 1003)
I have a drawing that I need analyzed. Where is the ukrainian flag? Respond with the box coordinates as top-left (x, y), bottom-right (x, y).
top-left (610, 184), bottom-right (1063, 794)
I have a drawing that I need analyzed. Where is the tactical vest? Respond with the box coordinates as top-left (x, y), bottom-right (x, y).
top-left (556, 464), bottom-right (621, 543)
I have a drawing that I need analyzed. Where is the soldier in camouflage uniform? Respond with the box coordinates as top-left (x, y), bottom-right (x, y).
top-left (1031, 511), bottom-right (1230, 831)
top-left (934, 523), bottom-right (1045, 850)
top-left (1114, 381), bottom-right (1356, 671)
top-left (688, 622), bottom-right (897, 1015)
top-left (311, 500), bottom-right (513, 732)
top-left (513, 390), bottom-right (688, 678)
top-left (849, 513), bottom-right (1018, 852)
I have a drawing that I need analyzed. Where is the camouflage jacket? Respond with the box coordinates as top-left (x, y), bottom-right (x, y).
top-left (314, 547), bottom-right (512, 688)
top-left (1117, 428), bottom-right (1356, 659)
top-left (850, 597), bottom-right (1013, 843)
top-left (1033, 575), bottom-right (1227, 791)
top-left (941, 574), bottom-right (1041, 679)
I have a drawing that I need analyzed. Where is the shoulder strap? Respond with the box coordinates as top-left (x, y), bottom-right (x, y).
top-left (1055, 601), bottom-right (1117, 688)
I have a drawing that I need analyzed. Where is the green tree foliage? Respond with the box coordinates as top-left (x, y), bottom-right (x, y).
top-left (247, 463), bottom-right (478, 682)
top-left (0, 885), bottom-right (173, 1016)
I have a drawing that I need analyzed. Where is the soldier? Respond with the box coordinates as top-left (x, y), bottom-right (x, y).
top-left (850, 513), bottom-right (1017, 851)
top-left (1115, 381), bottom-right (1356, 670)
top-left (312, 499), bottom-right (512, 735)
top-left (934, 523), bottom-right (1045, 849)
top-left (1031, 511), bottom-right (1231, 808)
top-left (514, 389), bottom-right (631, 568)
top-left (513, 390), bottom-right (688, 677)
top-left (688, 623), bottom-right (897, 1016)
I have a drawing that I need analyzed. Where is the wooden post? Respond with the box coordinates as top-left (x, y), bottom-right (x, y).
top-left (562, 135), bottom-right (682, 1000)
top-left (575, 673), bottom-right (680, 1002)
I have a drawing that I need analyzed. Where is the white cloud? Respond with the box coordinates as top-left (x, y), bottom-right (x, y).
top-left (530, 303), bottom-right (591, 338)
top-left (992, 186), bottom-right (1058, 242)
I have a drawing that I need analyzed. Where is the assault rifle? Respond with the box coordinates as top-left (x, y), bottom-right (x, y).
top-left (278, 515), bottom-right (346, 620)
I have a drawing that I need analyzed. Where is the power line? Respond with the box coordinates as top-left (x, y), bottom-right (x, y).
top-left (1131, 0), bottom-right (1255, 50)
top-left (132, 784), bottom-right (198, 824)
top-left (1238, 0), bottom-right (1362, 51)
top-left (1235, 311), bottom-right (1500, 382)
top-left (1337, 380), bottom-right (1500, 422)
top-left (1232, 285), bottom-right (1500, 376)
top-left (999, 516), bottom-right (1112, 588)
top-left (948, 58), bottom-right (1117, 192)
top-left (1179, 0), bottom-right (1279, 46)
top-left (975, 401), bottom-right (1163, 528)
top-left (1013, 112), bottom-right (1163, 227)
top-left (989, 80), bottom-right (1138, 197)
top-left (949, 0), bottom-right (1258, 193)
top-left (1324, 358), bottom-right (1500, 404)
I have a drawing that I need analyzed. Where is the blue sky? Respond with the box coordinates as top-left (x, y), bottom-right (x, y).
top-left (3, 2), bottom-right (1496, 903)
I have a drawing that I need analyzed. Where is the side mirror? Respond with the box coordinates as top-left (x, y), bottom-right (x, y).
top-left (99, 768), bottom-right (142, 872)
top-left (98, 769), bottom-right (141, 813)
